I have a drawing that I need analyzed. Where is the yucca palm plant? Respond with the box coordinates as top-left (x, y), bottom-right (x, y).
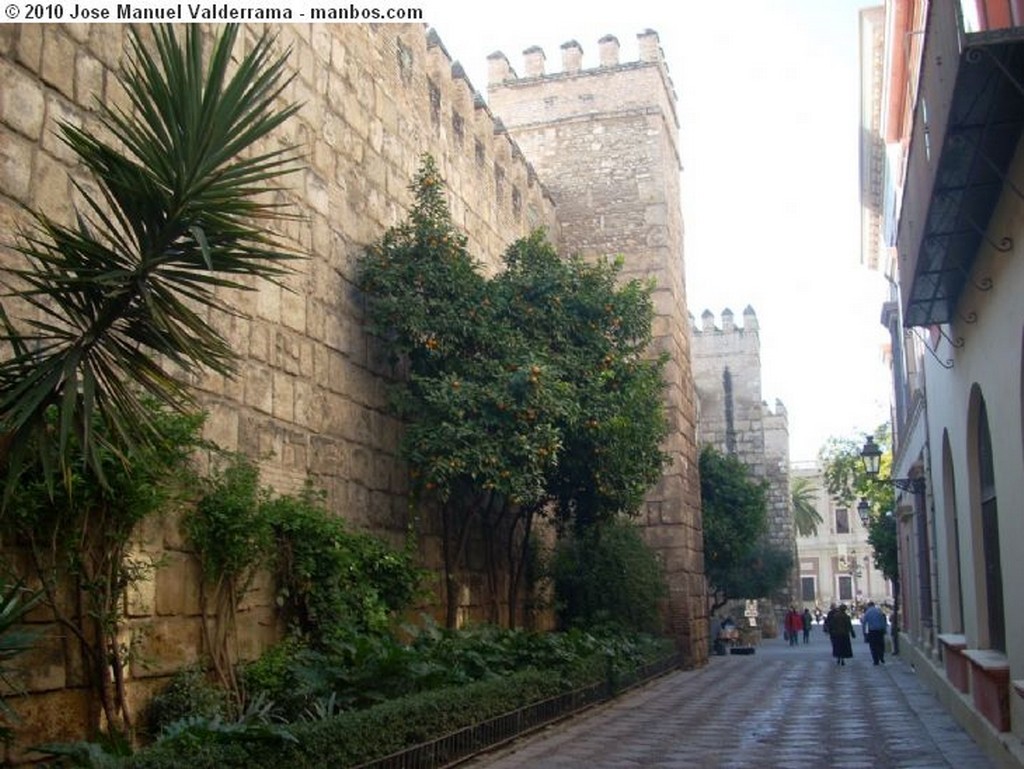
top-left (0, 578), bottom-right (42, 745)
top-left (0, 23), bottom-right (303, 493)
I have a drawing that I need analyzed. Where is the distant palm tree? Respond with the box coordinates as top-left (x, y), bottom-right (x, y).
top-left (792, 477), bottom-right (823, 537)
top-left (0, 24), bottom-right (303, 491)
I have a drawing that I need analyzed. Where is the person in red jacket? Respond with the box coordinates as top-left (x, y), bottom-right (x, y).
top-left (785, 606), bottom-right (802, 646)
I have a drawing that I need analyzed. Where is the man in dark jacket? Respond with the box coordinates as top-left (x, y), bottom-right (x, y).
top-left (862, 601), bottom-right (888, 665)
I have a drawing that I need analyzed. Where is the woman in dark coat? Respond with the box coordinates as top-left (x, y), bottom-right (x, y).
top-left (829, 604), bottom-right (855, 665)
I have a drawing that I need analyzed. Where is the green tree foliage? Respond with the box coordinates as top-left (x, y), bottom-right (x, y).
top-left (866, 512), bottom-right (899, 586)
top-left (186, 455), bottom-right (424, 652)
top-left (791, 477), bottom-right (823, 537)
top-left (818, 424), bottom-right (898, 582)
top-left (550, 519), bottom-right (667, 634)
top-left (0, 24), bottom-right (302, 493)
top-left (700, 445), bottom-right (792, 611)
top-left (358, 157), bottom-right (669, 628)
top-left (264, 486), bottom-right (424, 646)
top-left (184, 455), bottom-right (275, 705)
top-left (495, 233), bottom-right (669, 532)
top-left (0, 24), bottom-right (302, 740)
top-left (3, 402), bottom-right (205, 737)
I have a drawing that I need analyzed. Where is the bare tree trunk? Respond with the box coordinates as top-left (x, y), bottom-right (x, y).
top-left (441, 495), bottom-right (479, 629)
top-left (441, 501), bottom-right (458, 629)
top-left (483, 513), bottom-right (499, 625)
top-left (506, 506), bottom-right (535, 630)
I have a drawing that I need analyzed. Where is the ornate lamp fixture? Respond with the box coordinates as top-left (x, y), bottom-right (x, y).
top-left (859, 436), bottom-right (926, 494)
top-left (856, 497), bottom-right (871, 526)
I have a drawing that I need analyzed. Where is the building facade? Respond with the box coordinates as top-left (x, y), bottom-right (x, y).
top-left (792, 462), bottom-right (891, 613)
top-left (860, 1), bottom-right (1024, 765)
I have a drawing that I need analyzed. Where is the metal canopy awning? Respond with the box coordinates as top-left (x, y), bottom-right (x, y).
top-left (903, 31), bottom-right (1024, 328)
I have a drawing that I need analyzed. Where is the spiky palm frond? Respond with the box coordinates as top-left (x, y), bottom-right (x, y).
top-left (0, 578), bottom-right (42, 739)
top-left (792, 477), bottom-right (823, 537)
top-left (0, 24), bottom-right (303, 490)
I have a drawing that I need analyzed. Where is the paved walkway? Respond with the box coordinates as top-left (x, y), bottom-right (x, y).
top-left (464, 623), bottom-right (995, 769)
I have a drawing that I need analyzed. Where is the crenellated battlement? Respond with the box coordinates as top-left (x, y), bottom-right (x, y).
top-left (0, 20), bottom-right (712, 748)
top-left (485, 25), bottom-right (701, 655)
top-left (485, 30), bottom-right (679, 165)
top-left (486, 29), bottom-right (667, 84)
top-left (690, 305), bottom-right (760, 335)
top-left (689, 302), bottom-right (794, 609)
top-left (423, 27), bottom-right (556, 261)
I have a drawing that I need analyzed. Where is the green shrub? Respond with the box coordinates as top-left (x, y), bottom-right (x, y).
top-left (0, 578), bottom-right (42, 744)
top-left (185, 456), bottom-right (273, 589)
top-left (69, 625), bottom-right (673, 768)
top-left (264, 487), bottom-right (424, 645)
top-left (143, 667), bottom-right (228, 738)
top-left (551, 517), bottom-right (668, 633)
top-left (127, 668), bottom-right (582, 768)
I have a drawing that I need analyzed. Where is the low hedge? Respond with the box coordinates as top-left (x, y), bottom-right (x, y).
top-left (126, 667), bottom-right (586, 769)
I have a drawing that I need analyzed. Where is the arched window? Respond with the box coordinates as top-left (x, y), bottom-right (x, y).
top-left (976, 397), bottom-right (1005, 652)
top-left (940, 431), bottom-right (964, 633)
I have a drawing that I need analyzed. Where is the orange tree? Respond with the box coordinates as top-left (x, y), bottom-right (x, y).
top-left (358, 157), bottom-right (669, 629)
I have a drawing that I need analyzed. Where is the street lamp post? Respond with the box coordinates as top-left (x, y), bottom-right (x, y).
top-left (856, 499), bottom-right (870, 607)
top-left (859, 436), bottom-right (925, 493)
top-left (857, 497), bottom-right (870, 526)
top-left (850, 549), bottom-right (858, 610)
top-left (858, 435), bottom-right (920, 655)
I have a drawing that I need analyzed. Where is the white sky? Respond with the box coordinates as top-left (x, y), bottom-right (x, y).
top-left (423, 0), bottom-right (893, 463)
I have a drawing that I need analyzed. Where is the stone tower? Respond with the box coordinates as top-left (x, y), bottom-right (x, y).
top-left (487, 31), bottom-right (706, 662)
top-left (690, 307), bottom-right (798, 609)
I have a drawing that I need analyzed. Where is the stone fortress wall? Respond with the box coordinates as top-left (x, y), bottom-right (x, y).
top-left (690, 308), bottom-right (798, 611)
top-left (487, 32), bottom-right (705, 658)
top-left (0, 21), bottom-right (706, 751)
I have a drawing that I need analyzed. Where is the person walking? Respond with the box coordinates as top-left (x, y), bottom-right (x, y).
top-left (829, 604), bottom-right (855, 665)
top-left (785, 606), bottom-right (801, 646)
top-left (823, 603), bottom-right (837, 635)
top-left (862, 601), bottom-right (887, 665)
top-left (801, 607), bottom-right (813, 644)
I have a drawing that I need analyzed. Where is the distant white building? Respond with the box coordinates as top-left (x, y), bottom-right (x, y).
top-left (791, 462), bottom-right (891, 613)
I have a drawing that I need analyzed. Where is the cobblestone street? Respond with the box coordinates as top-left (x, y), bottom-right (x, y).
top-left (464, 623), bottom-right (996, 769)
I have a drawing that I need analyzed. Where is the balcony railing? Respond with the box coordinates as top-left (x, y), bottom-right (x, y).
top-left (897, 0), bottom-right (1024, 327)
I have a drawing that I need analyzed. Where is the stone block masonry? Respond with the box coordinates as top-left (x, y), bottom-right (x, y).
top-left (0, 21), bottom-right (709, 753)
top-left (690, 308), bottom-right (798, 609)
top-left (0, 22), bottom-right (555, 754)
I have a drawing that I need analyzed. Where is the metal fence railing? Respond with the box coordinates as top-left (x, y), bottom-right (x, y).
top-left (353, 653), bottom-right (682, 769)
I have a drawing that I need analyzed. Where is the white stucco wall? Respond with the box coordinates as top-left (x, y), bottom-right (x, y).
top-left (920, 134), bottom-right (1024, 742)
